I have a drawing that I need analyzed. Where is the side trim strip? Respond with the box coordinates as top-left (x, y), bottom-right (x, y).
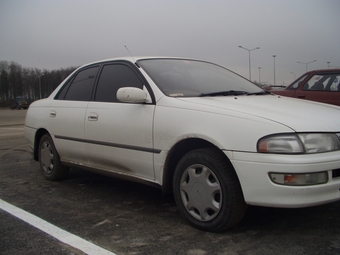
top-left (54, 135), bottom-right (161, 154)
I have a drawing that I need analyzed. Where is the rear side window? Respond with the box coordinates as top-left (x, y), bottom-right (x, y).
top-left (329, 75), bottom-right (340, 91)
top-left (58, 66), bottom-right (99, 101)
top-left (95, 64), bottom-right (143, 102)
top-left (303, 73), bottom-right (340, 91)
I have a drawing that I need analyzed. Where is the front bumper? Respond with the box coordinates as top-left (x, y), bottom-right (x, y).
top-left (227, 150), bottom-right (340, 208)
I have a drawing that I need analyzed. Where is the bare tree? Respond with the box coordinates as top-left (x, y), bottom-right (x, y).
top-left (0, 61), bottom-right (76, 106)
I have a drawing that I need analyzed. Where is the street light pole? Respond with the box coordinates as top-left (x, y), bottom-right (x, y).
top-left (258, 67), bottom-right (261, 84)
top-left (297, 60), bottom-right (316, 72)
top-left (273, 55), bottom-right (276, 86)
top-left (291, 72), bottom-right (296, 80)
top-left (238, 46), bottom-right (260, 81)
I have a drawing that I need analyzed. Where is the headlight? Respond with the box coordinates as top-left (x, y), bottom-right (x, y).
top-left (298, 133), bottom-right (340, 153)
top-left (257, 134), bottom-right (304, 154)
top-left (258, 133), bottom-right (340, 154)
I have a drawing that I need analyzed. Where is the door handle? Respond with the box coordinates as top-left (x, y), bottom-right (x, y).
top-left (49, 110), bottom-right (56, 118)
top-left (88, 113), bottom-right (98, 121)
top-left (297, 95), bottom-right (306, 98)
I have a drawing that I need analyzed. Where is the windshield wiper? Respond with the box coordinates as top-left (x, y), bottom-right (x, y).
top-left (199, 90), bottom-right (248, 97)
top-left (246, 90), bottom-right (271, 95)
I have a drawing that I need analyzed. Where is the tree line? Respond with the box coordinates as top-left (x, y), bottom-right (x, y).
top-left (0, 61), bottom-right (77, 107)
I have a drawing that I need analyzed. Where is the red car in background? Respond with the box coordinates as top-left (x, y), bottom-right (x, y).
top-left (271, 69), bottom-right (340, 106)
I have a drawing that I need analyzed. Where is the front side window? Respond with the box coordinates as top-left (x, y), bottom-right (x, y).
top-left (62, 66), bottom-right (99, 101)
top-left (287, 74), bottom-right (308, 90)
top-left (95, 64), bottom-right (143, 102)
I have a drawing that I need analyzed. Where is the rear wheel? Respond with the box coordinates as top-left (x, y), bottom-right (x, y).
top-left (38, 134), bottom-right (69, 181)
top-left (173, 148), bottom-right (247, 232)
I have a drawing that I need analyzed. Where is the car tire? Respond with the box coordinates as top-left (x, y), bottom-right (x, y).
top-left (38, 134), bottom-right (69, 181)
top-left (173, 148), bottom-right (247, 232)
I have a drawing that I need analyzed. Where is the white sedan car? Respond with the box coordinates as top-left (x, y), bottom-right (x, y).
top-left (25, 57), bottom-right (340, 232)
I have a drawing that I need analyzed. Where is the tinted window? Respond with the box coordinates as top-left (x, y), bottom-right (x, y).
top-left (55, 79), bottom-right (72, 100)
top-left (95, 64), bottom-right (143, 102)
top-left (63, 66), bottom-right (99, 101)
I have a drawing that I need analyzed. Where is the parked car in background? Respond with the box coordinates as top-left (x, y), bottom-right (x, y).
top-left (10, 96), bottom-right (30, 109)
top-left (270, 69), bottom-right (340, 106)
top-left (24, 57), bottom-right (340, 232)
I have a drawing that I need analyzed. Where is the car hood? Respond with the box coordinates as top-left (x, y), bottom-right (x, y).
top-left (270, 89), bottom-right (295, 97)
top-left (176, 94), bottom-right (340, 132)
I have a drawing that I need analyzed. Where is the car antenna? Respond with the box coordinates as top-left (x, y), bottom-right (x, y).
top-left (124, 45), bottom-right (139, 67)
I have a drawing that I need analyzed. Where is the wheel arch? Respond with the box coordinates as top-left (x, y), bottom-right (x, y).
top-left (161, 138), bottom-right (234, 195)
top-left (33, 128), bottom-right (50, 161)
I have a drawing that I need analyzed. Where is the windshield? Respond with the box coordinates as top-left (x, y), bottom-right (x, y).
top-left (138, 59), bottom-right (264, 97)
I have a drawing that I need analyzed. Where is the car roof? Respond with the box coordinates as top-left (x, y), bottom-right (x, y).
top-left (308, 68), bottom-right (340, 73)
top-left (82, 56), bottom-right (197, 66)
top-left (78, 56), bottom-right (214, 70)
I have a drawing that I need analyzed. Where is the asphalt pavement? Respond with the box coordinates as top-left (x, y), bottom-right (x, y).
top-left (1, 108), bottom-right (340, 255)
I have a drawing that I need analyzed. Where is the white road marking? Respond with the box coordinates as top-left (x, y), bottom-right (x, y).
top-left (0, 199), bottom-right (117, 255)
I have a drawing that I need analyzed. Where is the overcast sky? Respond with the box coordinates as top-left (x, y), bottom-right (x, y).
top-left (1, 0), bottom-right (339, 85)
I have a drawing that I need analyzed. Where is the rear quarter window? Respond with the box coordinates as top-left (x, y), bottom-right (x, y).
top-left (56, 66), bottom-right (99, 101)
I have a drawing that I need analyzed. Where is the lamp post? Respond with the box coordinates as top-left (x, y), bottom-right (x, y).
top-left (258, 67), bottom-right (261, 84)
top-left (272, 55), bottom-right (276, 86)
top-left (238, 46), bottom-right (260, 80)
top-left (327, 62), bottom-right (330, 68)
top-left (291, 72), bottom-right (296, 80)
top-left (297, 60), bottom-right (316, 72)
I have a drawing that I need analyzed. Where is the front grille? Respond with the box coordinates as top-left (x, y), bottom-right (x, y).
top-left (332, 169), bottom-right (340, 178)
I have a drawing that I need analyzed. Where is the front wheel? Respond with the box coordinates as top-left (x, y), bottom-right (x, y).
top-left (173, 148), bottom-right (247, 232)
top-left (38, 134), bottom-right (69, 181)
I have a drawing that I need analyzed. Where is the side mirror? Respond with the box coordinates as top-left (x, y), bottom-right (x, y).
top-left (116, 87), bottom-right (147, 103)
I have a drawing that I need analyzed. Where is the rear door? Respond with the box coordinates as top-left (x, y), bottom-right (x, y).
top-left (48, 65), bottom-right (100, 165)
top-left (85, 62), bottom-right (156, 180)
